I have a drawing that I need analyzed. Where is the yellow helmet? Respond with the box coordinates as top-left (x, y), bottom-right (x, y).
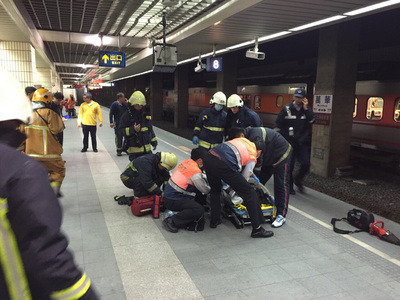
top-left (128, 91), bottom-right (146, 106)
top-left (32, 88), bottom-right (53, 104)
top-left (160, 152), bottom-right (178, 171)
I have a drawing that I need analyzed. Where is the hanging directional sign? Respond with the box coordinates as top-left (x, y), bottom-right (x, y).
top-left (98, 51), bottom-right (126, 68)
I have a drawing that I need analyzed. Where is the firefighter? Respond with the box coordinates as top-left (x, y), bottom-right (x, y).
top-left (192, 91), bottom-right (227, 149)
top-left (119, 90), bottom-right (158, 161)
top-left (24, 88), bottom-right (66, 196)
top-left (0, 68), bottom-right (98, 299)
top-left (228, 127), bottom-right (292, 228)
top-left (162, 148), bottom-right (211, 233)
top-left (225, 94), bottom-right (263, 137)
top-left (120, 151), bottom-right (178, 198)
top-left (67, 94), bottom-right (76, 118)
top-left (196, 138), bottom-right (274, 238)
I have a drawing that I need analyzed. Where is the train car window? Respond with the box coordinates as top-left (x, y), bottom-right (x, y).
top-left (254, 95), bottom-right (261, 110)
top-left (276, 95), bottom-right (284, 107)
top-left (353, 98), bottom-right (357, 118)
top-left (394, 97), bottom-right (400, 122)
top-left (366, 97), bottom-right (383, 120)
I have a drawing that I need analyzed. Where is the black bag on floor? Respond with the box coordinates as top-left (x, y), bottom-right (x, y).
top-left (331, 208), bottom-right (375, 234)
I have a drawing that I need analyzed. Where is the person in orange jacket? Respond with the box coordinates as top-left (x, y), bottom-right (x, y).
top-left (67, 94), bottom-right (76, 118)
top-left (24, 88), bottom-right (66, 196)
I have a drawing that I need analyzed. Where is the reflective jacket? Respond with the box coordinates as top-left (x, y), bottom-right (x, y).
top-left (225, 105), bottom-right (262, 136)
top-left (244, 127), bottom-right (292, 168)
top-left (274, 100), bottom-right (315, 147)
top-left (0, 140), bottom-right (97, 300)
top-left (24, 102), bottom-right (64, 159)
top-left (67, 98), bottom-right (75, 109)
top-left (119, 107), bottom-right (157, 156)
top-left (120, 153), bottom-right (169, 196)
top-left (193, 107), bottom-right (226, 149)
top-left (213, 137), bottom-right (257, 172)
top-left (164, 159), bottom-right (209, 201)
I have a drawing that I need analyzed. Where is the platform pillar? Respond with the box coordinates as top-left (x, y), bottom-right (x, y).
top-left (311, 21), bottom-right (360, 177)
top-left (174, 64), bottom-right (189, 128)
top-left (217, 52), bottom-right (237, 96)
top-left (150, 73), bottom-right (163, 121)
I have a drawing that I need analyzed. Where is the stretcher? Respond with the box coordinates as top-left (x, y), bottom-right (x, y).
top-left (221, 178), bottom-right (276, 229)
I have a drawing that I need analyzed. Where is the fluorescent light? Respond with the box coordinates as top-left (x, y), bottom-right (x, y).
top-left (227, 40), bottom-right (254, 50)
top-left (344, 0), bottom-right (400, 16)
top-left (258, 31), bottom-right (291, 42)
top-left (215, 48), bottom-right (229, 54)
top-left (214, 21), bottom-right (221, 26)
top-left (289, 15), bottom-right (347, 31)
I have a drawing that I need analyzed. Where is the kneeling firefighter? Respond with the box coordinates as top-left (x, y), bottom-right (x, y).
top-left (118, 91), bottom-right (158, 161)
top-left (120, 152), bottom-right (178, 198)
top-left (162, 148), bottom-right (211, 233)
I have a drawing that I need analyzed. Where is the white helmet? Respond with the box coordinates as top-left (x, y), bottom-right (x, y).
top-left (227, 94), bottom-right (243, 108)
top-left (210, 91), bottom-right (226, 106)
top-left (0, 68), bottom-right (33, 124)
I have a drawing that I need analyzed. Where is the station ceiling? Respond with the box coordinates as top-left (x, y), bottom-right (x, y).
top-left (1, 0), bottom-right (400, 85)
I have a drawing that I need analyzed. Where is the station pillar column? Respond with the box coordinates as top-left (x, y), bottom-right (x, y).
top-left (217, 52), bottom-right (238, 96)
top-left (174, 64), bottom-right (189, 128)
top-left (0, 41), bottom-right (35, 86)
top-left (36, 67), bottom-right (52, 89)
top-left (150, 72), bottom-right (163, 121)
top-left (311, 21), bottom-right (360, 177)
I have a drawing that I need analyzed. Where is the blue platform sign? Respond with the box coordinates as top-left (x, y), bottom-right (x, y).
top-left (99, 51), bottom-right (125, 68)
top-left (206, 57), bottom-right (222, 71)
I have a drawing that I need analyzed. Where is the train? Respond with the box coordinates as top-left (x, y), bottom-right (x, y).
top-left (162, 82), bottom-right (400, 165)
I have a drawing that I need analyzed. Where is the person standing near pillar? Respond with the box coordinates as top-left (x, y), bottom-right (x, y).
top-left (274, 88), bottom-right (315, 194)
top-left (110, 92), bottom-right (128, 156)
top-left (225, 94), bottom-right (263, 137)
top-left (78, 92), bottom-right (103, 153)
top-left (192, 91), bottom-right (227, 149)
top-left (52, 92), bottom-right (65, 146)
top-left (25, 86), bottom-right (36, 102)
top-left (119, 91), bottom-right (158, 161)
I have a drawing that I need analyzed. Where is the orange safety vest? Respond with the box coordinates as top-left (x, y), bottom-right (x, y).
top-left (226, 137), bottom-right (257, 170)
top-left (169, 159), bottom-right (201, 195)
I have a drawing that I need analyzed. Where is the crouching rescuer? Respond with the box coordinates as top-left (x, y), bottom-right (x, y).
top-left (162, 148), bottom-right (211, 233)
top-left (120, 152), bottom-right (178, 198)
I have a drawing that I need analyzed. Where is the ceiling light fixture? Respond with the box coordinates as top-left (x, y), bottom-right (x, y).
top-left (344, 0), bottom-right (400, 16)
top-left (258, 31), bottom-right (291, 42)
top-left (289, 15), bottom-right (347, 32)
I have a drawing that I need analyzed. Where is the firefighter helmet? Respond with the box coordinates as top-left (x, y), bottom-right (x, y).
top-left (227, 94), bottom-right (243, 108)
top-left (209, 91), bottom-right (226, 106)
top-left (0, 68), bottom-right (33, 123)
top-left (32, 88), bottom-right (53, 104)
top-left (128, 91), bottom-right (146, 106)
top-left (160, 152), bottom-right (178, 171)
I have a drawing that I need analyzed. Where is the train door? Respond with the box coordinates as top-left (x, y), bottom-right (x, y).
top-left (366, 97), bottom-right (384, 120)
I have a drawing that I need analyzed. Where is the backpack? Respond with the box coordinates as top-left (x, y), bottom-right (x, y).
top-left (331, 208), bottom-right (375, 234)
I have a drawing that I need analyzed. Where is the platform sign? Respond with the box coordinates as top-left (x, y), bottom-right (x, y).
top-left (313, 94), bottom-right (333, 114)
top-left (314, 113), bottom-right (331, 125)
top-left (206, 57), bottom-right (222, 71)
top-left (98, 51), bottom-right (125, 68)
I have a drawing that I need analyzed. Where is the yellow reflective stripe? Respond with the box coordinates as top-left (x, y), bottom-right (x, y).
top-left (203, 126), bottom-right (224, 132)
top-left (50, 273), bottom-right (91, 300)
top-left (141, 127), bottom-right (148, 132)
top-left (151, 137), bottom-right (157, 142)
top-left (194, 127), bottom-right (201, 132)
top-left (28, 154), bottom-right (61, 159)
top-left (199, 140), bottom-right (219, 149)
top-left (272, 144), bottom-right (292, 167)
top-left (254, 166), bottom-right (262, 172)
top-left (129, 165), bottom-right (138, 172)
top-left (148, 184), bottom-right (158, 193)
top-left (25, 125), bottom-right (49, 154)
top-left (25, 124), bottom-right (49, 130)
top-left (125, 128), bottom-right (130, 136)
top-left (0, 198), bottom-right (32, 300)
top-left (127, 144), bottom-right (151, 153)
top-left (260, 127), bottom-right (267, 142)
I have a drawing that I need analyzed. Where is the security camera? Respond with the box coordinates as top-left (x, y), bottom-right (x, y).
top-left (194, 61), bottom-right (206, 73)
top-left (246, 49), bottom-right (265, 60)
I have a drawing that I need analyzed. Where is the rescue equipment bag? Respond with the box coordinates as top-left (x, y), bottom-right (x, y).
top-left (331, 208), bottom-right (375, 234)
top-left (130, 195), bottom-right (163, 218)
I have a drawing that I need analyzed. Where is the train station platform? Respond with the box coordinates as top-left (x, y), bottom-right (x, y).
top-left (59, 106), bottom-right (400, 299)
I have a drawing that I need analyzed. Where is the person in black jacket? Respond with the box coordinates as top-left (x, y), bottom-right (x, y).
top-left (118, 90), bottom-right (157, 161)
top-left (0, 69), bottom-right (97, 299)
top-left (225, 94), bottom-right (263, 137)
top-left (120, 152), bottom-right (178, 198)
top-left (109, 92), bottom-right (128, 156)
top-left (274, 88), bottom-right (315, 194)
top-left (52, 92), bottom-right (65, 146)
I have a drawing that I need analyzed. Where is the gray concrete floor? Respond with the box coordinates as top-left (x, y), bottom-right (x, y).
top-left (59, 106), bottom-right (400, 299)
